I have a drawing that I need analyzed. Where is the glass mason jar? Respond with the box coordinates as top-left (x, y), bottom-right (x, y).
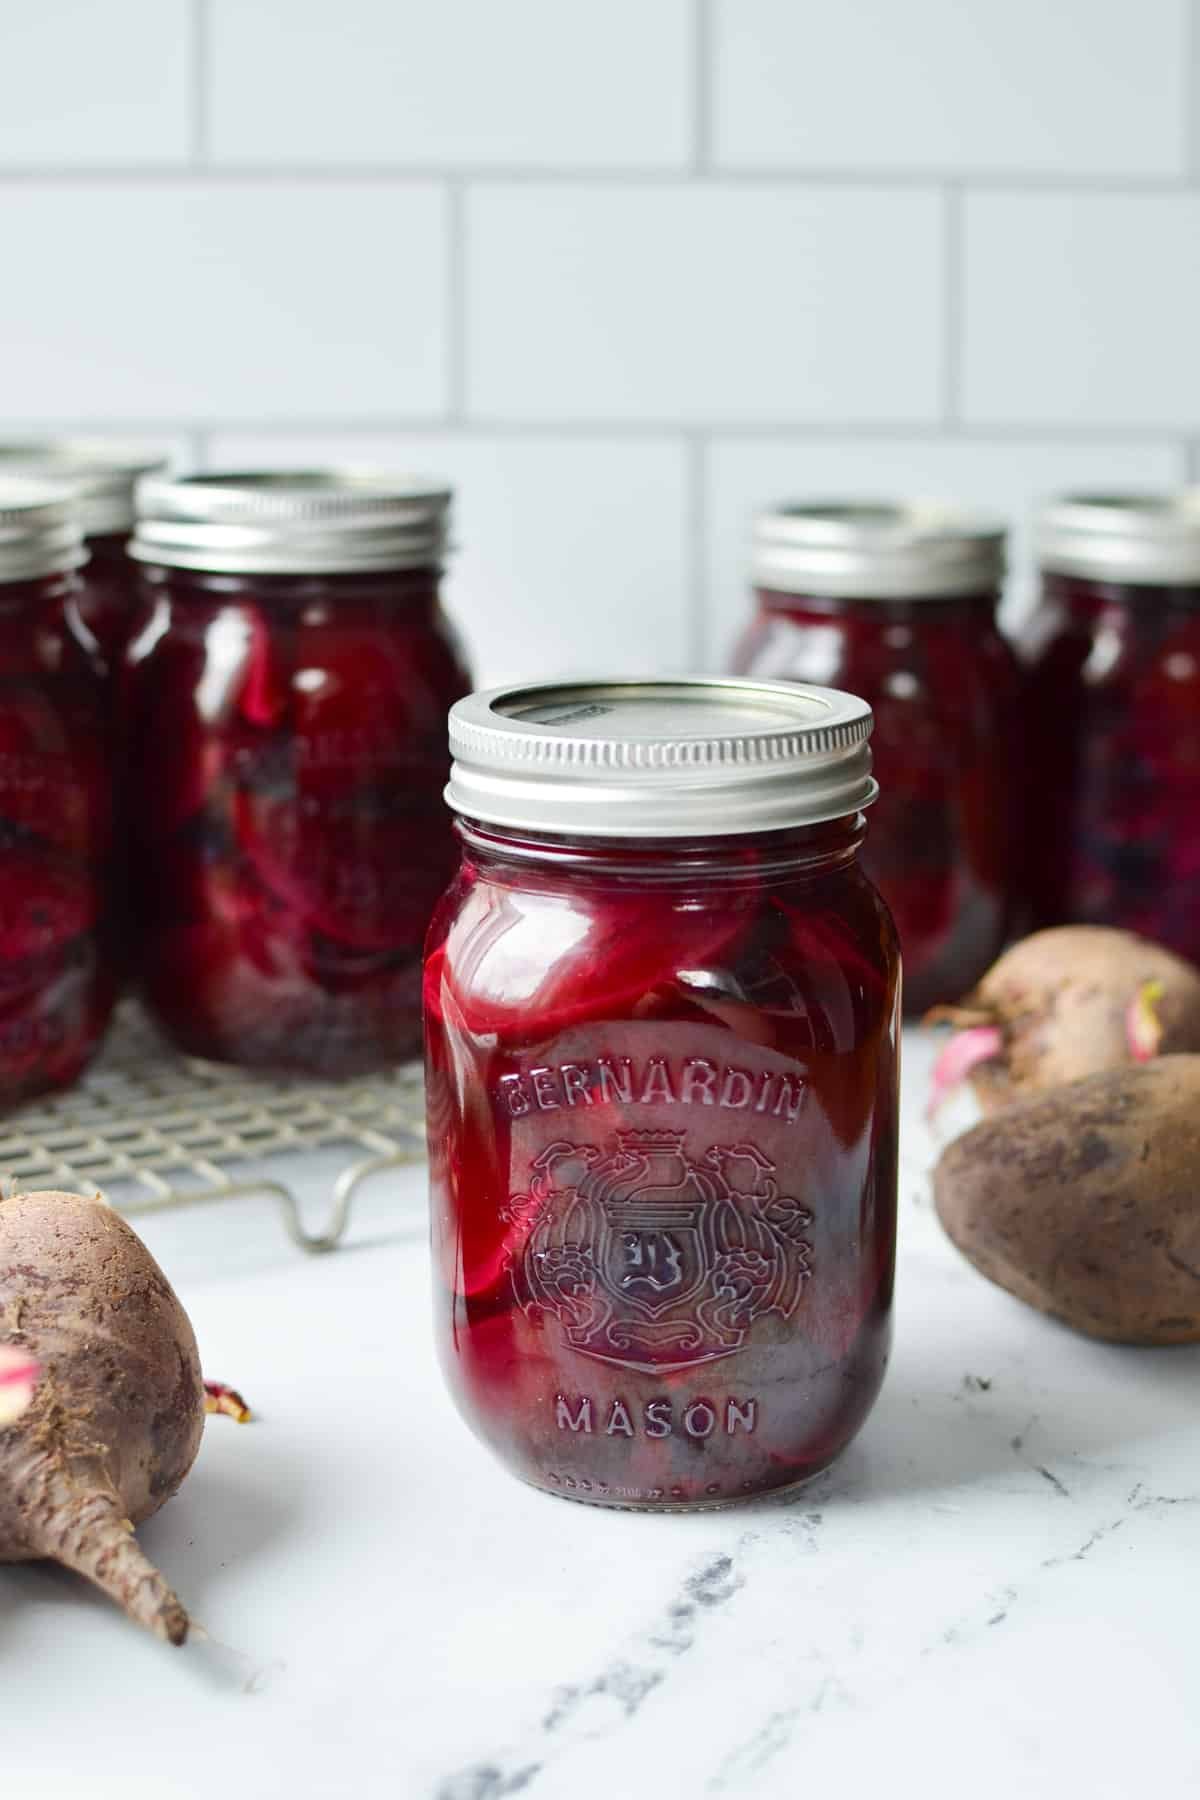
top-left (1027, 494), bottom-right (1200, 957)
top-left (425, 678), bottom-right (900, 1508)
top-left (729, 503), bottom-right (1021, 1014)
top-left (0, 481), bottom-right (115, 1102)
top-left (125, 472), bottom-right (471, 1076)
top-left (0, 443), bottom-right (167, 665)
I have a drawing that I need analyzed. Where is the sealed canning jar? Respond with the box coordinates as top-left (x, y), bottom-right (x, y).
top-left (126, 472), bottom-right (471, 1076)
top-left (0, 481), bottom-right (115, 1102)
top-left (1028, 495), bottom-right (1200, 957)
top-left (426, 678), bottom-right (900, 1507)
top-left (0, 443), bottom-right (167, 664)
top-left (730, 503), bottom-right (1021, 1014)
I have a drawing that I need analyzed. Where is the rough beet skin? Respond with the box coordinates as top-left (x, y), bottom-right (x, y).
top-left (928, 925), bottom-right (1200, 1116)
top-left (0, 1190), bottom-right (205, 1643)
top-left (934, 1058), bottom-right (1200, 1345)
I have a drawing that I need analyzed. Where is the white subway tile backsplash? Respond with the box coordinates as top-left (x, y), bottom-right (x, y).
top-left (0, 2), bottom-right (1194, 682)
top-left (705, 437), bottom-right (1187, 661)
top-left (965, 194), bottom-right (1200, 427)
top-left (204, 433), bottom-right (690, 687)
top-left (466, 185), bottom-right (944, 424)
top-left (713, 0), bottom-right (1188, 177)
top-left (210, 0), bottom-right (692, 168)
top-left (0, 184), bottom-right (447, 423)
top-left (0, 2), bottom-right (193, 165)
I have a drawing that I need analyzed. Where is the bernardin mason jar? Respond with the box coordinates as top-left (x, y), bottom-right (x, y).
top-left (1027, 494), bottom-right (1200, 959)
top-left (126, 472), bottom-right (471, 1076)
top-left (425, 678), bottom-right (900, 1508)
top-left (730, 504), bottom-right (1022, 1015)
top-left (0, 442), bottom-right (168, 665)
top-left (0, 480), bottom-right (116, 1102)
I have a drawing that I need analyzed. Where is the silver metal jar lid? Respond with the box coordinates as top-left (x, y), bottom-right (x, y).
top-left (446, 677), bottom-right (877, 839)
top-left (1038, 493), bottom-right (1200, 585)
top-left (0, 441), bottom-right (168, 537)
top-left (752, 501), bottom-right (1006, 599)
top-left (0, 479), bottom-right (87, 584)
top-left (131, 471), bottom-right (452, 575)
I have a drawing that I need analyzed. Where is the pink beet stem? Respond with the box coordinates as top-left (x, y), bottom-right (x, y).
top-left (927, 1025), bottom-right (1004, 1120)
top-left (0, 1354), bottom-right (39, 1389)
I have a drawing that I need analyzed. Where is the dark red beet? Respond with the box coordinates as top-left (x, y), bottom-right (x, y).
top-left (124, 564), bottom-right (469, 1075)
top-left (0, 573), bottom-right (115, 1102)
top-left (1026, 572), bottom-right (1200, 961)
top-left (730, 587), bottom-right (1025, 1015)
top-left (425, 817), bottom-right (900, 1508)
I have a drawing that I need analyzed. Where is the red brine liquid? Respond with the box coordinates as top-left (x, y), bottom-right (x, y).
top-left (0, 571), bottom-right (116, 1101)
top-left (732, 587), bottom-right (1023, 1014)
top-left (125, 564), bottom-right (470, 1075)
top-left (1026, 571), bottom-right (1200, 957)
top-left (425, 818), bottom-right (900, 1507)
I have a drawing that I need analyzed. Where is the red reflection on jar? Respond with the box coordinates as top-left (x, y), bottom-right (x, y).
top-left (0, 571), bottom-right (115, 1102)
top-left (125, 565), bottom-right (470, 1075)
top-left (425, 819), bottom-right (899, 1508)
top-left (732, 589), bottom-right (1024, 1013)
top-left (1026, 572), bottom-right (1200, 958)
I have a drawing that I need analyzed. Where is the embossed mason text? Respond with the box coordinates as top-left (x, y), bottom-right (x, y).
top-left (554, 1393), bottom-right (758, 1438)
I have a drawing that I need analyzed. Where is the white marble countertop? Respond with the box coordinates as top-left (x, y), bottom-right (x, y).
top-left (3, 1031), bottom-right (1198, 1800)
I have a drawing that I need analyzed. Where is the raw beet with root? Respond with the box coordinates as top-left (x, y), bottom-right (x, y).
top-left (0, 1191), bottom-right (205, 1643)
top-left (927, 925), bottom-right (1200, 1117)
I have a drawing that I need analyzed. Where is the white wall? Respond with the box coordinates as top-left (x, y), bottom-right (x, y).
top-left (1, 0), bottom-right (1195, 680)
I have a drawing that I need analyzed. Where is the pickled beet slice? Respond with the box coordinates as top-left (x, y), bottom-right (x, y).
top-left (125, 562), bottom-right (470, 1074)
top-left (429, 879), bottom-right (765, 1044)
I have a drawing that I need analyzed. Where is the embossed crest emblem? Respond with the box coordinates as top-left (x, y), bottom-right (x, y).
top-left (503, 1130), bottom-right (813, 1372)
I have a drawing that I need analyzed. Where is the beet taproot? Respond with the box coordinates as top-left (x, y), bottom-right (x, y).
top-left (934, 1057), bottom-right (1200, 1345)
top-left (927, 926), bottom-right (1200, 1116)
top-left (0, 1190), bottom-right (205, 1643)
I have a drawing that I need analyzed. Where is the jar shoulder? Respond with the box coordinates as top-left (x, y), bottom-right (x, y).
top-left (425, 863), bottom-right (899, 1044)
top-left (1026, 583), bottom-right (1200, 689)
top-left (733, 600), bottom-right (1019, 704)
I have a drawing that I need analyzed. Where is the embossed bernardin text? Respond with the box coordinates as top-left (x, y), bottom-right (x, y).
top-left (503, 1129), bottom-right (813, 1374)
top-left (496, 1054), bottom-right (806, 1126)
top-left (554, 1394), bottom-right (758, 1437)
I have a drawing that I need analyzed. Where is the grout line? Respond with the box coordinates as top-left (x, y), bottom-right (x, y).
top-left (190, 0), bottom-right (210, 165)
top-left (1186, 439), bottom-right (1200, 482)
top-left (691, 0), bottom-right (714, 177)
top-left (14, 418), bottom-right (1195, 444)
top-left (941, 183), bottom-right (964, 428)
top-left (684, 434), bottom-right (708, 668)
top-left (189, 428), bottom-right (211, 470)
top-left (1189, 0), bottom-right (1200, 180)
top-left (445, 182), bottom-right (467, 424)
top-left (0, 164), bottom-right (1193, 190)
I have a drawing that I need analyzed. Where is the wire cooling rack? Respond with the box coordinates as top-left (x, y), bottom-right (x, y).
top-left (0, 1005), bottom-right (427, 1253)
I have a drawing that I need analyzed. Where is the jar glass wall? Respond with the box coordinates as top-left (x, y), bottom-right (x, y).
top-left (0, 444), bottom-right (167, 665)
top-left (730, 504), bottom-right (1021, 1015)
top-left (426, 679), bottom-right (900, 1508)
top-left (1027, 495), bottom-right (1200, 957)
top-left (0, 482), bottom-right (115, 1102)
top-left (125, 472), bottom-right (470, 1076)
